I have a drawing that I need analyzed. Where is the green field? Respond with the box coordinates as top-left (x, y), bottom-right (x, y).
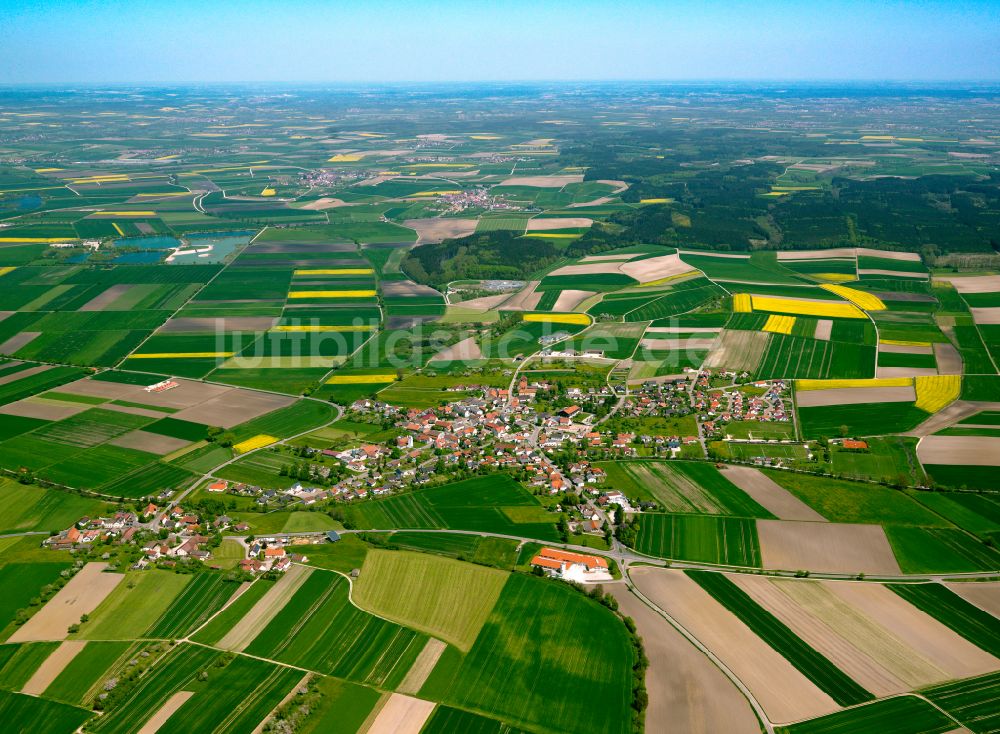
top-left (0, 641), bottom-right (60, 689)
top-left (631, 514), bottom-right (761, 566)
top-left (190, 579), bottom-right (274, 646)
top-left (798, 402), bottom-right (929, 438)
top-left (688, 571), bottom-right (873, 706)
top-left (0, 480), bottom-right (109, 534)
top-left (421, 573), bottom-right (635, 734)
top-left (78, 570), bottom-right (189, 640)
top-left (889, 583), bottom-right (1000, 658)
top-left (43, 641), bottom-right (138, 706)
top-left (0, 562), bottom-right (72, 638)
top-left (297, 676), bottom-right (383, 734)
top-left (144, 572), bottom-right (244, 639)
top-left (886, 527), bottom-right (1000, 573)
top-left (353, 550), bottom-right (507, 650)
top-left (0, 689), bottom-right (93, 734)
top-left (421, 706), bottom-right (530, 734)
top-left (775, 695), bottom-right (955, 734)
top-left (922, 671), bottom-right (1000, 734)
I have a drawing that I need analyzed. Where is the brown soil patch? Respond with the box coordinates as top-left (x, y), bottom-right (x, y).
top-left (430, 337), bottom-right (483, 362)
top-left (876, 366), bottom-right (939, 378)
top-left (855, 248), bottom-right (922, 262)
top-left (0, 364), bottom-right (53, 387)
top-left (732, 576), bottom-right (942, 694)
top-left (640, 338), bottom-right (716, 350)
top-left (138, 691), bottom-right (195, 734)
top-left (405, 218), bottom-right (478, 244)
top-left (500, 282), bottom-right (542, 311)
top-left (79, 284), bottom-right (132, 312)
top-left (381, 281), bottom-right (442, 298)
top-left (645, 326), bottom-right (720, 335)
top-left (619, 253), bottom-right (691, 283)
top-left (102, 403), bottom-right (172, 419)
top-left (550, 262), bottom-right (624, 277)
top-left (20, 640), bottom-right (87, 695)
top-left (608, 585), bottom-right (759, 734)
top-left (917, 435), bottom-right (1000, 466)
top-left (109, 430), bottom-right (190, 455)
top-left (878, 343), bottom-right (933, 355)
top-left (158, 317), bottom-right (278, 333)
top-left (9, 564), bottom-right (125, 642)
top-left (500, 174), bottom-right (583, 187)
top-left (778, 249), bottom-right (861, 260)
top-left (796, 385), bottom-right (916, 408)
top-left (937, 275), bottom-right (1000, 294)
top-left (814, 319), bottom-right (833, 341)
top-left (944, 582), bottom-right (1000, 618)
top-left (595, 179), bottom-right (629, 193)
top-left (526, 217), bottom-right (593, 231)
top-left (396, 638), bottom-right (447, 695)
top-left (721, 466), bottom-right (826, 521)
top-left (757, 520), bottom-right (901, 575)
top-left (934, 343), bottom-right (963, 375)
top-left (454, 293), bottom-right (509, 311)
top-left (828, 581), bottom-right (1000, 678)
top-left (567, 196), bottom-right (613, 208)
top-left (905, 399), bottom-right (1000, 437)
top-left (630, 567), bottom-right (839, 723)
top-left (365, 693), bottom-right (438, 734)
top-left (859, 269), bottom-right (927, 278)
top-left (971, 307), bottom-right (1000, 325)
top-left (0, 331), bottom-right (41, 353)
top-left (174, 390), bottom-right (294, 429)
top-left (0, 398), bottom-right (89, 421)
top-left (580, 254), bottom-right (634, 262)
top-left (299, 197), bottom-right (354, 210)
top-left (217, 565), bottom-right (312, 651)
top-left (58, 377), bottom-right (232, 410)
top-left (702, 330), bottom-right (768, 372)
top-left (552, 290), bottom-right (595, 311)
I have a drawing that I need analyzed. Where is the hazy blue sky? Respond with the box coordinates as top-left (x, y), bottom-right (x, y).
top-left (2, 0), bottom-right (998, 83)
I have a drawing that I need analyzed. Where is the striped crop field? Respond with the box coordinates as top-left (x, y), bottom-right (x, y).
top-left (129, 352), bottom-right (234, 359)
top-left (733, 293), bottom-right (752, 312)
top-left (751, 295), bottom-right (866, 319)
top-left (326, 374), bottom-right (396, 384)
top-left (796, 377), bottom-right (913, 391)
top-left (233, 434), bottom-right (278, 454)
top-left (914, 375), bottom-right (960, 413)
top-left (523, 312), bottom-right (591, 325)
top-left (293, 269), bottom-right (374, 276)
top-left (763, 314), bottom-right (796, 335)
top-left (288, 290), bottom-right (377, 298)
top-left (881, 339), bottom-right (932, 348)
top-left (632, 514), bottom-right (761, 567)
top-left (820, 284), bottom-right (887, 311)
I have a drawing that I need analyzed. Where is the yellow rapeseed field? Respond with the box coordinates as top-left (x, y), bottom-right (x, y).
top-left (522, 233), bottom-right (578, 239)
top-left (327, 153), bottom-right (365, 162)
top-left (915, 375), bottom-right (960, 413)
top-left (814, 273), bottom-right (856, 282)
top-left (638, 271), bottom-right (698, 288)
top-left (470, 135), bottom-right (502, 140)
top-left (762, 314), bottom-right (796, 335)
top-left (130, 352), bottom-right (234, 359)
top-left (293, 268), bottom-right (373, 276)
top-left (796, 377), bottom-right (913, 391)
top-left (233, 434), bottom-right (278, 454)
top-left (260, 187), bottom-right (276, 197)
top-left (0, 267), bottom-right (16, 277)
top-left (732, 293), bottom-right (752, 312)
top-left (288, 290), bottom-right (377, 299)
top-left (820, 284), bottom-right (886, 311)
top-left (751, 295), bottom-right (866, 319)
top-left (523, 313), bottom-right (591, 326)
top-left (326, 374), bottom-right (397, 384)
top-left (639, 198), bottom-right (674, 204)
top-left (881, 339), bottom-right (932, 348)
top-left (411, 190), bottom-right (461, 197)
top-left (112, 223), bottom-right (125, 237)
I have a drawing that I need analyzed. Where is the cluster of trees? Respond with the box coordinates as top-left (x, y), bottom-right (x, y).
top-left (403, 230), bottom-right (561, 286)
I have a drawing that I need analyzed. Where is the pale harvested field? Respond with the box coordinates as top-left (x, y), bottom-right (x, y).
top-left (174, 390), bottom-right (293, 428)
top-left (0, 398), bottom-right (88, 421)
top-left (138, 691), bottom-right (195, 734)
top-left (580, 253), bottom-right (634, 262)
top-left (59, 376), bottom-right (232, 410)
top-left (733, 576), bottom-right (942, 695)
top-left (608, 585), bottom-right (759, 734)
top-left (9, 564), bottom-right (125, 642)
top-left (568, 196), bottom-right (613, 208)
top-left (430, 336), bottom-right (482, 362)
top-left (702, 330), bottom-right (768, 372)
top-left (856, 248), bottom-right (922, 262)
top-left (640, 337), bottom-right (716, 350)
top-left (159, 317), bottom-right (278, 333)
top-left (109, 430), bottom-right (190, 455)
top-left (829, 581), bottom-right (1000, 678)
top-left (103, 403), bottom-right (172, 419)
top-left (631, 567), bottom-right (839, 723)
top-left (879, 343), bottom-right (933, 355)
top-left (906, 399), bottom-right (1000, 437)
top-left (526, 217), bottom-right (592, 231)
top-left (721, 466), bottom-right (826, 521)
top-left (619, 253), bottom-right (691, 283)
top-left (859, 269), bottom-right (927, 278)
top-left (500, 282), bottom-right (542, 311)
top-left (757, 520), bottom-right (901, 575)
top-left (796, 385), bottom-right (916, 408)
top-left (814, 319), bottom-right (833, 340)
top-left (381, 280), bottom-right (442, 298)
top-left (945, 582), bottom-right (1000, 618)
top-left (404, 217), bottom-right (477, 244)
top-left (936, 274), bottom-right (1000, 294)
top-left (500, 174), bottom-right (583, 187)
top-left (778, 248), bottom-right (861, 260)
top-left (217, 564), bottom-right (312, 651)
top-left (20, 640), bottom-right (87, 695)
top-left (79, 284), bottom-right (132, 311)
top-left (917, 435), bottom-right (1000, 466)
top-left (681, 250), bottom-right (748, 260)
top-left (645, 326), bottom-right (720, 334)
top-left (596, 179), bottom-right (629, 193)
top-left (934, 343), bottom-right (963, 375)
top-left (366, 693), bottom-right (436, 734)
top-left (877, 366), bottom-right (939, 378)
top-left (552, 289), bottom-right (595, 311)
top-left (0, 331), bottom-right (41, 353)
top-left (454, 293), bottom-right (509, 310)
top-left (299, 197), bottom-right (353, 210)
top-left (0, 363), bottom-right (51, 386)
top-left (396, 638), bottom-right (447, 695)
top-left (549, 262), bottom-right (624, 276)
top-left (971, 307), bottom-right (1000, 325)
